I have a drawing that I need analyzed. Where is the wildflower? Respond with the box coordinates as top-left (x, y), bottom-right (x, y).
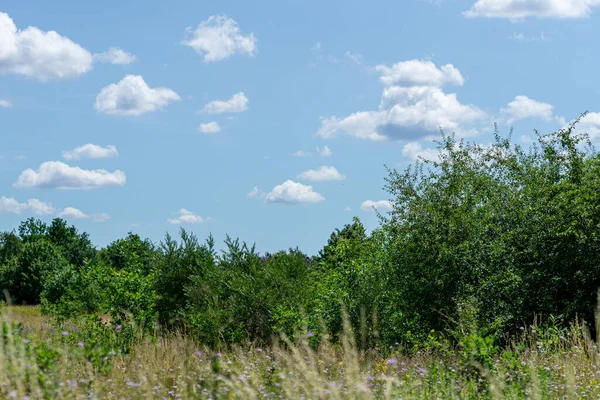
top-left (126, 381), bottom-right (141, 387)
top-left (418, 368), bottom-right (427, 375)
top-left (306, 331), bottom-right (315, 338)
top-left (77, 341), bottom-right (85, 349)
top-left (116, 325), bottom-right (122, 331)
top-left (194, 350), bottom-right (202, 357)
top-left (22, 339), bottom-right (30, 344)
top-left (61, 331), bottom-right (69, 337)
top-left (386, 358), bottom-right (398, 366)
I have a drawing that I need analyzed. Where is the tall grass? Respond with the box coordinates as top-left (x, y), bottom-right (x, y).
top-left (2, 304), bottom-right (600, 399)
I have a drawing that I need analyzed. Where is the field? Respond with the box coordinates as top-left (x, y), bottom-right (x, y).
top-left (3, 305), bottom-right (600, 399)
top-left (2, 127), bottom-right (600, 399)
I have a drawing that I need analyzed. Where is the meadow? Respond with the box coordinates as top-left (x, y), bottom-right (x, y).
top-left (4, 305), bottom-right (600, 399)
top-left (2, 122), bottom-right (600, 398)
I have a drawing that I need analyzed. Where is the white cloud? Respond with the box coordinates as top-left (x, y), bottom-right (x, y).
top-left (293, 150), bottom-right (312, 157)
top-left (344, 206), bottom-right (352, 212)
top-left (0, 12), bottom-right (93, 81)
top-left (317, 60), bottom-right (484, 142)
top-left (0, 99), bottom-right (12, 108)
top-left (317, 86), bottom-right (485, 141)
top-left (57, 207), bottom-right (89, 219)
top-left (93, 213), bottom-right (110, 222)
top-left (316, 146), bottom-right (332, 156)
top-left (199, 121), bottom-right (221, 134)
top-left (265, 180), bottom-right (324, 204)
top-left (0, 196), bottom-right (107, 221)
top-left (360, 200), bottom-right (393, 212)
top-left (464, 0), bottom-right (600, 20)
top-left (167, 208), bottom-right (206, 224)
top-left (502, 95), bottom-right (554, 123)
top-left (297, 166), bottom-right (345, 182)
top-left (345, 51), bottom-right (364, 65)
top-left (247, 186), bottom-right (262, 198)
top-left (0, 197), bottom-right (55, 215)
top-left (94, 75), bottom-right (180, 116)
top-left (402, 142), bottom-right (441, 161)
top-left (201, 92), bottom-right (248, 114)
top-left (0, 196), bottom-right (29, 214)
top-left (94, 47), bottom-right (136, 65)
top-left (375, 60), bottom-right (464, 87)
top-left (26, 198), bottom-right (56, 215)
top-left (14, 161), bottom-right (126, 190)
top-left (569, 112), bottom-right (600, 142)
top-left (182, 15), bottom-right (257, 62)
top-left (510, 31), bottom-right (548, 41)
top-left (62, 144), bottom-right (119, 160)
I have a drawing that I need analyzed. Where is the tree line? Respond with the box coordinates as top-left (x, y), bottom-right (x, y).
top-left (1, 119), bottom-right (600, 349)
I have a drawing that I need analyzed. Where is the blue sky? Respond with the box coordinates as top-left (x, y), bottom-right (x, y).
top-left (1, 0), bottom-right (600, 255)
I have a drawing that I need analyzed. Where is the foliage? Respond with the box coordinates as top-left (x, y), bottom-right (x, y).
top-left (1, 120), bottom-right (600, 353)
top-left (383, 118), bottom-right (600, 341)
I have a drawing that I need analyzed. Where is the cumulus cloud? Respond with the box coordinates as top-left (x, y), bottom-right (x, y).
top-left (375, 60), bottom-right (464, 87)
top-left (62, 144), bottom-right (119, 160)
top-left (94, 75), bottom-right (180, 116)
top-left (0, 196), bottom-right (108, 221)
top-left (317, 86), bottom-right (485, 141)
top-left (14, 161), bottom-right (126, 190)
top-left (26, 198), bottom-right (56, 215)
top-left (0, 12), bottom-right (93, 81)
top-left (94, 47), bottom-right (136, 65)
top-left (57, 207), bottom-right (89, 219)
top-left (464, 0), bottom-right (600, 20)
top-left (201, 92), bottom-right (248, 114)
top-left (0, 197), bottom-right (54, 215)
top-left (316, 146), bottom-right (332, 156)
top-left (265, 180), bottom-right (324, 204)
top-left (297, 166), bottom-right (345, 182)
top-left (402, 142), bottom-right (441, 162)
top-left (360, 200), bottom-right (393, 212)
top-left (0, 196), bottom-right (28, 214)
top-left (167, 208), bottom-right (206, 224)
top-left (569, 112), bottom-right (600, 142)
top-left (501, 95), bottom-right (554, 123)
top-left (182, 15), bottom-right (257, 62)
top-left (199, 121), bottom-right (221, 134)
top-left (317, 60), bottom-right (484, 142)
top-left (0, 99), bottom-right (12, 108)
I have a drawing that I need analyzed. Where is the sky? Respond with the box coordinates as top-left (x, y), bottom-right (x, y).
top-left (1, 0), bottom-right (600, 255)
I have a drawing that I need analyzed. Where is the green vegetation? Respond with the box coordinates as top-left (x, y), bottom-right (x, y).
top-left (1, 119), bottom-right (600, 398)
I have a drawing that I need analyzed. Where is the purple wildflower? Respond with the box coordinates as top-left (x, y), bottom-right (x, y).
top-left (386, 358), bottom-right (398, 366)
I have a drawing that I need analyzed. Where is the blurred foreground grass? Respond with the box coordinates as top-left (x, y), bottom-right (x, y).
top-left (3, 305), bottom-right (600, 399)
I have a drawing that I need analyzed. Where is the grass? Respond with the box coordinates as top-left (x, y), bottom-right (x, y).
top-left (2, 305), bottom-right (600, 399)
